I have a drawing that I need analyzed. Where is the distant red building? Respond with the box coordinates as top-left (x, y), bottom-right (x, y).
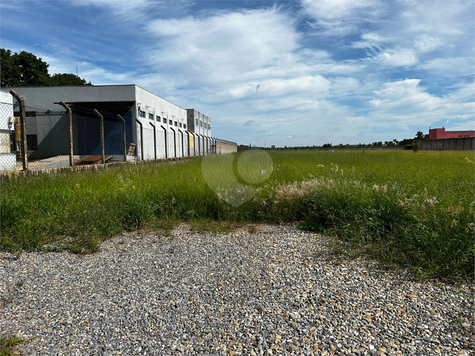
top-left (428, 127), bottom-right (475, 140)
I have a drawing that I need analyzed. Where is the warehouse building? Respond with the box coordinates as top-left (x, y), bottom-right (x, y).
top-left (187, 109), bottom-right (212, 155)
top-left (2, 85), bottom-right (215, 165)
top-left (428, 127), bottom-right (475, 140)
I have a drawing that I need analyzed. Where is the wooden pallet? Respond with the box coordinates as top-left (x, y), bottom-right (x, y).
top-left (74, 155), bottom-right (113, 166)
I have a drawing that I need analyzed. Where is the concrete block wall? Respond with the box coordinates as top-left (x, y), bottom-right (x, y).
top-left (417, 137), bottom-right (474, 151)
top-left (216, 141), bottom-right (237, 154)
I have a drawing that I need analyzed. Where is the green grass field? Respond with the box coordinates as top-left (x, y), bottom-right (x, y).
top-left (1, 150), bottom-right (473, 279)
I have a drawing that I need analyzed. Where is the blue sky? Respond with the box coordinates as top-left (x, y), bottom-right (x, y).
top-left (1, 0), bottom-right (474, 146)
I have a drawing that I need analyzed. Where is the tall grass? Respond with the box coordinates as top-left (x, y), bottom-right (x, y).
top-left (1, 150), bottom-right (473, 279)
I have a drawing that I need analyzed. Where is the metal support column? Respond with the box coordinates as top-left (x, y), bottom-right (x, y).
top-left (93, 109), bottom-right (105, 164)
top-left (57, 101), bottom-right (74, 167)
top-left (117, 114), bottom-right (127, 162)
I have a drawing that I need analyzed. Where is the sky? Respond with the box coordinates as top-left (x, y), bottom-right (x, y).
top-left (1, 0), bottom-right (474, 147)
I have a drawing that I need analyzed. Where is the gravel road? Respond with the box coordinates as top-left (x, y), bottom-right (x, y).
top-left (1, 224), bottom-right (473, 355)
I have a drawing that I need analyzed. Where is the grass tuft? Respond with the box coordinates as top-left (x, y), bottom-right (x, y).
top-left (0, 335), bottom-right (24, 356)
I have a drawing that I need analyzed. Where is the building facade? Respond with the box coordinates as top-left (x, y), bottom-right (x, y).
top-left (428, 127), bottom-right (475, 140)
top-left (186, 109), bottom-right (212, 156)
top-left (2, 85), bottom-right (213, 164)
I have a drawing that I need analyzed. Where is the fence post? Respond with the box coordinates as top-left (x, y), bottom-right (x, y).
top-left (161, 125), bottom-right (167, 158)
top-left (93, 109), bottom-right (105, 164)
top-left (57, 101), bottom-right (74, 167)
top-left (9, 90), bottom-right (28, 171)
top-left (150, 122), bottom-right (157, 160)
top-left (136, 119), bottom-right (144, 161)
top-left (117, 114), bottom-right (127, 162)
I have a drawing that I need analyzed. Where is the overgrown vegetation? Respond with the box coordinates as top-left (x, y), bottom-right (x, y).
top-left (0, 335), bottom-right (24, 356)
top-left (1, 151), bottom-right (473, 279)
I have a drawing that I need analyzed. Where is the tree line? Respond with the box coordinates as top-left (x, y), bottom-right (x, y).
top-left (1, 49), bottom-right (91, 87)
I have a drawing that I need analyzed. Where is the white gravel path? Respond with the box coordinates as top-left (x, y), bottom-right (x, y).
top-left (1, 224), bottom-right (473, 355)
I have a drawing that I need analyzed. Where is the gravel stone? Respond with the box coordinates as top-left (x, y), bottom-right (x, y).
top-left (0, 224), bottom-right (473, 355)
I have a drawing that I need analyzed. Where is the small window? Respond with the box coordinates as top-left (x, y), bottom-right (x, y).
top-left (149, 113), bottom-right (154, 120)
top-left (179, 123), bottom-right (182, 128)
top-left (196, 118), bottom-right (198, 126)
top-left (208, 124), bottom-right (211, 130)
top-left (139, 110), bottom-right (146, 118)
top-left (184, 124), bottom-right (187, 129)
top-left (156, 116), bottom-right (160, 122)
top-left (174, 121), bottom-right (177, 127)
top-left (200, 121), bottom-right (203, 127)
top-left (169, 119), bottom-right (172, 125)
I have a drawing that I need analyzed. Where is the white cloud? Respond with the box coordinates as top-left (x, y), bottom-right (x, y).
top-left (419, 57), bottom-right (474, 78)
top-left (147, 8), bottom-right (301, 81)
top-left (301, 0), bottom-right (378, 20)
top-left (413, 34), bottom-right (443, 53)
top-left (368, 79), bottom-right (474, 128)
top-left (301, 0), bottom-right (383, 36)
top-left (228, 75), bottom-right (330, 98)
top-left (70, 0), bottom-right (152, 12)
top-left (352, 32), bottom-right (387, 49)
top-left (375, 49), bottom-right (418, 67)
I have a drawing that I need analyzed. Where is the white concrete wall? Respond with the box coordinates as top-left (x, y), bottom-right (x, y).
top-left (0, 91), bottom-right (13, 130)
top-left (135, 86), bottom-right (188, 160)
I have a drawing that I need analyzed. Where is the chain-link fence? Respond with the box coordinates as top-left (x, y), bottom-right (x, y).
top-left (0, 90), bottom-right (236, 175)
top-left (0, 93), bottom-right (17, 171)
top-left (1, 91), bottom-right (135, 173)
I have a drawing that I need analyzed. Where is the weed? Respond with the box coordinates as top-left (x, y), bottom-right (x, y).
top-left (0, 335), bottom-right (24, 356)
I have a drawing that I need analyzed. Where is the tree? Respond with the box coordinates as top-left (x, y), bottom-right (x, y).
top-left (1, 49), bottom-right (50, 87)
top-left (1, 48), bottom-right (91, 87)
top-left (415, 131), bottom-right (425, 139)
top-left (1, 49), bottom-right (14, 87)
top-left (399, 138), bottom-right (413, 146)
top-left (49, 73), bottom-right (91, 86)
